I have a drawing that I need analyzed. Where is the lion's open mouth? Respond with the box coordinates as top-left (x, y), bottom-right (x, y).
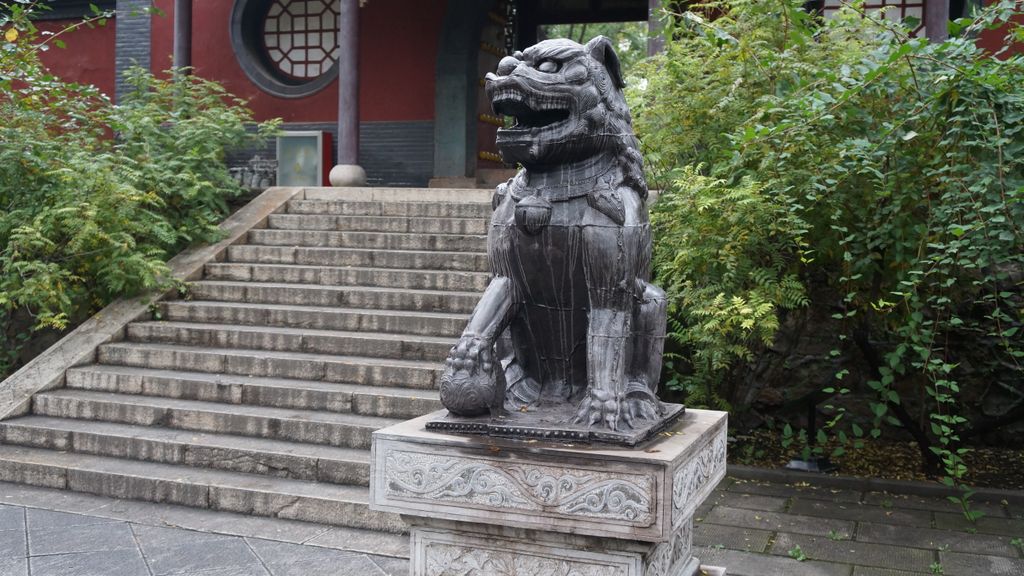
top-left (491, 90), bottom-right (571, 130)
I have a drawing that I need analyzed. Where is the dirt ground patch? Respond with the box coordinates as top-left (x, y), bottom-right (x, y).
top-left (729, 428), bottom-right (1024, 490)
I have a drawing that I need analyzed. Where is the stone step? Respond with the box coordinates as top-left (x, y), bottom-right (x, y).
top-left (0, 416), bottom-right (371, 485)
top-left (267, 214), bottom-right (488, 235)
top-left (66, 365), bottom-right (441, 419)
top-left (32, 390), bottom-right (398, 450)
top-left (226, 245), bottom-right (489, 272)
top-left (246, 229), bottom-right (487, 252)
top-left (98, 343), bottom-right (442, 389)
top-left (126, 321), bottom-right (453, 363)
top-left (287, 199), bottom-right (491, 219)
top-left (0, 445), bottom-right (403, 531)
top-left (159, 301), bottom-right (466, 338)
top-left (187, 281), bottom-right (479, 314)
top-left (204, 262), bottom-right (490, 292)
top-left (303, 187), bottom-right (491, 203)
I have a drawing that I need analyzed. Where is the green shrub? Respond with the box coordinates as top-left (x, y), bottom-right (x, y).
top-left (0, 3), bottom-right (277, 378)
top-left (633, 0), bottom-right (1023, 498)
top-left (650, 167), bottom-right (808, 408)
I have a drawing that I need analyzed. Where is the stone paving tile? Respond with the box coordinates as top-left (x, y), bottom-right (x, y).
top-left (247, 538), bottom-right (385, 576)
top-left (851, 567), bottom-right (929, 575)
top-left (703, 505), bottom-right (856, 536)
top-left (0, 507), bottom-right (23, 533)
top-left (0, 556), bottom-right (28, 576)
top-left (0, 531), bottom-right (26, 559)
top-left (25, 509), bottom-right (120, 531)
top-left (788, 498), bottom-right (935, 527)
top-left (301, 526), bottom-right (407, 557)
top-left (939, 550), bottom-right (1024, 575)
top-left (716, 477), bottom-right (738, 490)
top-left (146, 539), bottom-right (268, 576)
top-left (134, 525), bottom-right (266, 576)
top-left (727, 479), bottom-right (865, 504)
top-left (695, 523), bottom-right (774, 553)
top-left (28, 521), bottom-right (138, 556)
top-left (771, 532), bottom-right (937, 573)
top-left (118, 503), bottom-right (333, 546)
top-left (30, 548), bottom-right (151, 576)
top-left (855, 520), bottom-right (1020, 557)
top-left (863, 492), bottom-right (1009, 518)
top-left (0, 485), bottom-right (109, 517)
top-left (933, 511), bottom-right (1024, 538)
top-left (369, 554), bottom-right (410, 576)
top-left (705, 490), bottom-right (790, 513)
top-left (0, 482), bottom-right (333, 548)
top-left (695, 501), bottom-right (715, 521)
top-left (696, 545), bottom-right (852, 576)
top-left (132, 523), bottom-right (238, 550)
top-left (179, 567), bottom-right (270, 576)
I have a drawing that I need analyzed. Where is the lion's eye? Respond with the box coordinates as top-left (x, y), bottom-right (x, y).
top-left (537, 59), bottom-right (560, 73)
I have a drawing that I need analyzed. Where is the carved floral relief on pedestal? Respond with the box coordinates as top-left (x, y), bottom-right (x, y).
top-left (425, 542), bottom-right (621, 576)
top-left (671, 429), bottom-right (728, 526)
top-left (644, 518), bottom-right (693, 576)
top-left (385, 450), bottom-right (655, 525)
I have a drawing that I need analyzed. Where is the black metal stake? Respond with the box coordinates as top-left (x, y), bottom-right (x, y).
top-left (785, 389), bottom-right (838, 473)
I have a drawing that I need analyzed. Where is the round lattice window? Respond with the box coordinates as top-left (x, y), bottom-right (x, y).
top-left (263, 0), bottom-right (340, 80)
top-left (230, 0), bottom-right (340, 98)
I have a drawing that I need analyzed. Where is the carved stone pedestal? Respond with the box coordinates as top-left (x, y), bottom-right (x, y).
top-left (369, 409), bottom-right (728, 576)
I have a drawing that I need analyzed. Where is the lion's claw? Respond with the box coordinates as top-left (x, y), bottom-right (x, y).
top-left (573, 384), bottom-right (661, 432)
top-left (446, 334), bottom-right (493, 376)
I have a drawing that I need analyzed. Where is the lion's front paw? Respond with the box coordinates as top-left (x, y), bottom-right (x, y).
top-left (573, 384), bottom-right (661, 432)
top-left (440, 335), bottom-right (498, 417)
top-left (445, 335), bottom-right (494, 376)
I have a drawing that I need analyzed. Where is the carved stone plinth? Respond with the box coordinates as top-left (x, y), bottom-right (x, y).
top-left (369, 409), bottom-right (728, 576)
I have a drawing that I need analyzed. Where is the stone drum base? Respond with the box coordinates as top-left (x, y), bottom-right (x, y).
top-left (370, 409), bottom-right (730, 576)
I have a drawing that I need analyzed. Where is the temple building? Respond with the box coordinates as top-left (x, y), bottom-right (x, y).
top-left (34, 0), bottom-right (1017, 187)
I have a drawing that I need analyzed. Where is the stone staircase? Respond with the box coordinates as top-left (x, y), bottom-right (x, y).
top-left (0, 188), bottom-right (491, 538)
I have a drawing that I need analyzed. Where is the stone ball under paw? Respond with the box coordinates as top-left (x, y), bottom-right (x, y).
top-left (439, 367), bottom-right (496, 417)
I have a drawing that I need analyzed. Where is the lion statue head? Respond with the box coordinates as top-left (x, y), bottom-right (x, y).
top-left (484, 36), bottom-right (646, 198)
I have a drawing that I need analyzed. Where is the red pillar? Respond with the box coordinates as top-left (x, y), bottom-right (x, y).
top-left (173, 0), bottom-right (192, 72)
top-left (329, 0), bottom-right (367, 186)
top-left (925, 0), bottom-right (949, 43)
top-left (647, 0), bottom-right (664, 56)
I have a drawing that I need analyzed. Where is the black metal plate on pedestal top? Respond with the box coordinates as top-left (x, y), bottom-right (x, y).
top-left (426, 403), bottom-right (686, 448)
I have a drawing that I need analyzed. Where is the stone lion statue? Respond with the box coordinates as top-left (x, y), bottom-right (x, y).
top-left (434, 36), bottom-right (680, 443)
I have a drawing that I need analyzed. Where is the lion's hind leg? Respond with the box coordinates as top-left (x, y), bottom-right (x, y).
top-left (630, 280), bottom-right (667, 393)
top-left (573, 192), bottom-right (662, 431)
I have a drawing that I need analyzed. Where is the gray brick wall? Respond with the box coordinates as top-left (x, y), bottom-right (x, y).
top-left (227, 121), bottom-right (435, 188)
top-left (114, 0), bottom-right (151, 102)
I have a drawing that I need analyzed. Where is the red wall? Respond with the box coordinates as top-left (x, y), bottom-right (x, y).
top-left (37, 19), bottom-right (116, 99)
top-left (978, 0), bottom-right (1024, 58)
top-left (150, 0), bottom-right (446, 123)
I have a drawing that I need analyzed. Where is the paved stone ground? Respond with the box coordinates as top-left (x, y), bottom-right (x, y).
top-left (695, 477), bottom-right (1024, 576)
top-left (0, 482), bottom-right (407, 576)
top-left (0, 476), bottom-right (1021, 576)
